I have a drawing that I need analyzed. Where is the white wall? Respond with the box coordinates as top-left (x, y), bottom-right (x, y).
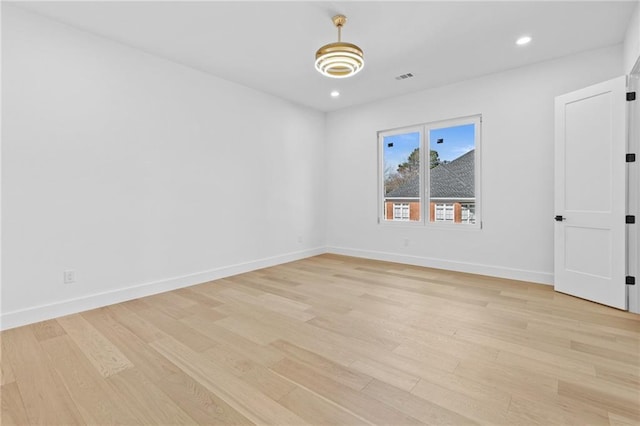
top-left (624, 2), bottom-right (640, 74)
top-left (1, 6), bottom-right (326, 329)
top-left (325, 45), bottom-right (623, 284)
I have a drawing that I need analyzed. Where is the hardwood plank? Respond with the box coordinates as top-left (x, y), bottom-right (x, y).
top-left (133, 304), bottom-right (218, 352)
top-left (173, 286), bottom-right (225, 307)
top-left (80, 307), bottom-right (179, 381)
top-left (104, 303), bottom-right (167, 343)
top-left (0, 382), bottom-right (29, 426)
top-left (82, 307), bottom-right (253, 424)
top-left (454, 357), bottom-right (558, 402)
top-left (218, 287), bottom-right (315, 322)
top-left (411, 377), bottom-right (510, 425)
top-left (234, 275), bottom-right (311, 304)
top-left (454, 326), bottom-right (598, 376)
top-left (392, 341), bottom-right (460, 373)
top-left (570, 340), bottom-right (640, 365)
top-left (180, 313), bottom-right (284, 366)
top-left (150, 336), bottom-right (307, 425)
top-left (507, 392), bottom-right (611, 425)
top-left (39, 334), bottom-right (139, 424)
top-left (497, 349), bottom-right (638, 399)
top-left (307, 314), bottom-right (401, 352)
top-left (105, 367), bottom-right (197, 424)
top-left (201, 343), bottom-right (296, 401)
top-left (362, 378), bottom-right (477, 425)
top-left (213, 300), bottom-right (369, 367)
top-left (270, 339), bottom-right (373, 391)
top-left (271, 357), bottom-right (423, 425)
top-left (595, 364), bottom-right (640, 388)
top-left (31, 319), bottom-right (66, 342)
top-left (142, 291), bottom-right (198, 319)
top-left (0, 336), bottom-right (16, 385)
top-left (398, 358), bottom-right (512, 413)
top-left (214, 315), bottom-right (282, 346)
top-left (346, 307), bottom-right (458, 338)
top-left (609, 412), bottom-right (640, 426)
top-left (557, 380), bottom-right (640, 420)
top-left (57, 313), bottom-right (133, 377)
top-left (260, 292), bottom-right (313, 312)
top-left (279, 386), bottom-right (369, 425)
top-left (2, 327), bottom-right (85, 424)
top-left (157, 371), bottom-right (254, 425)
top-left (349, 357), bottom-right (419, 392)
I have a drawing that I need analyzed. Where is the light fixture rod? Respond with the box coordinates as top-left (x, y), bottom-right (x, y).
top-left (333, 15), bottom-right (347, 42)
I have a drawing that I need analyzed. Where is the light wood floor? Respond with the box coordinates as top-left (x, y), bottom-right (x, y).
top-left (2, 254), bottom-right (639, 425)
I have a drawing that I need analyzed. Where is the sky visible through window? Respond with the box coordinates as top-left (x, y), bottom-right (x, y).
top-left (430, 123), bottom-right (475, 162)
top-left (383, 124), bottom-right (475, 176)
top-left (383, 132), bottom-right (420, 178)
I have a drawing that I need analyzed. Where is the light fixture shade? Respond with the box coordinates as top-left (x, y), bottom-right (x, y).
top-left (315, 42), bottom-right (364, 78)
top-left (315, 15), bottom-right (364, 78)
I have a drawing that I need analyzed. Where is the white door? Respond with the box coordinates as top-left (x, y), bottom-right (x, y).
top-left (554, 76), bottom-right (627, 310)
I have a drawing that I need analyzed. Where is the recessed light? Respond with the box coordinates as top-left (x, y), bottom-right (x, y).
top-left (516, 36), bottom-right (532, 46)
top-left (330, 90), bottom-right (340, 97)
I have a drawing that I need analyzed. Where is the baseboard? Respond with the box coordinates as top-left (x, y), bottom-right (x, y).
top-left (0, 247), bottom-right (327, 331)
top-left (326, 246), bottom-right (554, 286)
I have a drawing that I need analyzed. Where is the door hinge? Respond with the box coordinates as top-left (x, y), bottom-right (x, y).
top-left (626, 276), bottom-right (635, 285)
top-left (628, 92), bottom-right (636, 101)
top-left (626, 215), bottom-right (636, 224)
top-left (627, 153), bottom-right (636, 163)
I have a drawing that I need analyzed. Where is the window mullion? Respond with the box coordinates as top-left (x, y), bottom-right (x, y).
top-left (422, 126), bottom-right (428, 225)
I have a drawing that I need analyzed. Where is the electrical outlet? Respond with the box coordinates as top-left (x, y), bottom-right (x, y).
top-left (64, 269), bottom-right (76, 284)
top-left (297, 235), bottom-right (303, 243)
top-left (404, 238), bottom-right (409, 247)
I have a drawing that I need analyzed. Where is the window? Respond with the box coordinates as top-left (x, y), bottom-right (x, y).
top-left (379, 115), bottom-right (481, 227)
top-left (461, 203), bottom-right (476, 224)
top-left (381, 128), bottom-right (422, 223)
top-left (393, 203), bottom-right (410, 221)
top-left (435, 203), bottom-right (454, 222)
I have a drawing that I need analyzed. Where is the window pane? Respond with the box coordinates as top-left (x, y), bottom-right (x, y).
top-left (461, 203), bottom-right (475, 223)
top-left (383, 132), bottom-right (420, 222)
top-left (392, 203), bottom-right (411, 221)
top-left (429, 123), bottom-right (475, 224)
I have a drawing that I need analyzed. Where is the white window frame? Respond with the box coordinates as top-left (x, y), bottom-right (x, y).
top-left (378, 125), bottom-right (425, 226)
top-left (393, 203), bottom-right (411, 221)
top-left (434, 203), bottom-right (454, 222)
top-left (460, 202), bottom-right (476, 224)
top-left (378, 115), bottom-right (482, 229)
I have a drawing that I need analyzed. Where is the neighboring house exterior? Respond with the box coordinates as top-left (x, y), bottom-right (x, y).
top-left (384, 150), bottom-right (475, 223)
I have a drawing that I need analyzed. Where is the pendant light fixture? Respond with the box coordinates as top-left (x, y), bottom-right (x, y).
top-left (315, 15), bottom-right (364, 78)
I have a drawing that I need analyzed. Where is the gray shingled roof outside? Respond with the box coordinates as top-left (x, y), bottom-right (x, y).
top-left (386, 150), bottom-right (474, 199)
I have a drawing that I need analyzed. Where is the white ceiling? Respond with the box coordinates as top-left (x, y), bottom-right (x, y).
top-left (12, 1), bottom-right (637, 112)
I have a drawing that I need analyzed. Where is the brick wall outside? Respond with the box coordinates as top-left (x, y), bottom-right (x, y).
top-left (385, 202), bottom-right (393, 220)
top-left (409, 202), bottom-right (420, 221)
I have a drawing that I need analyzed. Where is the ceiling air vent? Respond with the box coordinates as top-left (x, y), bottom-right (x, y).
top-left (395, 73), bottom-right (414, 81)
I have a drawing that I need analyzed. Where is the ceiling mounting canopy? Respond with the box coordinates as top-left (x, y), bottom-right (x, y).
top-left (315, 15), bottom-right (364, 79)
